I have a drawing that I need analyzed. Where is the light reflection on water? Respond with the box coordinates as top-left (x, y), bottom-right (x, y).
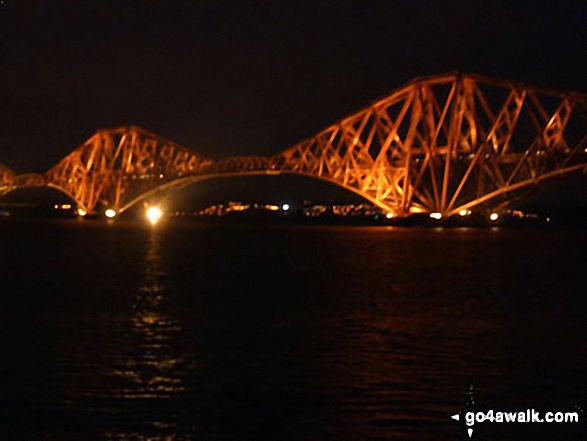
top-left (105, 230), bottom-right (194, 439)
top-left (0, 221), bottom-right (586, 440)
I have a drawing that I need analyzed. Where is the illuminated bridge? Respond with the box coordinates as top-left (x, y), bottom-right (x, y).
top-left (1, 73), bottom-right (587, 218)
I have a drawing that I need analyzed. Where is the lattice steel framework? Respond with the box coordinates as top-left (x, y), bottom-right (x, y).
top-left (2, 73), bottom-right (587, 215)
top-left (0, 163), bottom-right (15, 191)
top-left (44, 126), bottom-right (213, 212)
top-left (272, 73), bottom-right (587, 216)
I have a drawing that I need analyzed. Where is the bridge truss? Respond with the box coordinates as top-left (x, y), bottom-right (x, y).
top-left (1, 73), bottom-right (587, 216)
top-left (0, 163), bottom-right (15, 190)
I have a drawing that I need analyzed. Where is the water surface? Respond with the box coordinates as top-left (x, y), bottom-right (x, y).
top-left (0, 220), bottom-right (585, 439)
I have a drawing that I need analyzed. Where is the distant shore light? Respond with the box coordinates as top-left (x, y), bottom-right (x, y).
top-left (429, 212), bottom-right (442, 220)
top-left (77, 208), bottom-right (87, 217)
top-left (489, 212), bottom-right (499, 221)
top-left (282, 203), bottom-right (290, 211)
top-left (105, 208), bottom-right (117, 218)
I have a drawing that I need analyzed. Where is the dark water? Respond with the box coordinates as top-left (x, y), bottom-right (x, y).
top-left (0, 220), bottom-right (586, 440)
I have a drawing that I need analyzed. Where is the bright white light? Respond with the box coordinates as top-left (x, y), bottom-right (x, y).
top-left (429, 212), bottom-right (442, 220)
top-left (282, 203), bottom-right (291, 211)
top-left (105, 208), bottom-right (117, 219)
top-left (77, 208), bottom-right (87, 217)
top-left (459, 209), bottom-right (471, 217)
top-left (146, 206), bottom-right (163, 224)
top-left (386, 212), bottom-right (394, 219)
top-left (489, 212), bottom-right (499, 221)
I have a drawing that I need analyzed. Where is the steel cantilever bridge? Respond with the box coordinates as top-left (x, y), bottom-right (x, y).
top-left (1, 73), bottom-right (587, 217)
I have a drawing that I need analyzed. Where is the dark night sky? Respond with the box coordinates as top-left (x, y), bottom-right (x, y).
top-left (1, 0), bottom-right (586, 174)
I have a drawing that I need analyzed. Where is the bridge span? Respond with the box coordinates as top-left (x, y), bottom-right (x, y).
top-left (1, 73), bottom-right (587, 217)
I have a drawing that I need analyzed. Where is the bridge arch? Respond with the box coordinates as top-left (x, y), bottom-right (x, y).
top-left (116, 170), bottom-right (405, 215)
top-left (0, 180), bottom-right (80, 209)
top-left (0, 163), bottom-right (16, 191)
top-left (2, 73), bottom-right (587, 217)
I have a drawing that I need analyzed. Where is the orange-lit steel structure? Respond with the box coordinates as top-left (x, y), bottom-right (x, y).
top-left (0, 163), bottom-right (15, 189)
top-left (1, 73), bottom-right (587, 216)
